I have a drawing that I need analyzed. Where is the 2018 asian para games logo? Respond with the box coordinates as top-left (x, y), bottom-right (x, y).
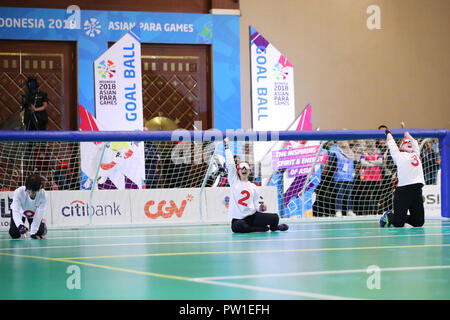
top-left (273, 55), bottom-right (293, 81)
top-left (84, 17), bottom-right (101, 37)
top-left (196, 22), bottom-right (213, 43)
top-left (97, 60), bottom-right (116, 79)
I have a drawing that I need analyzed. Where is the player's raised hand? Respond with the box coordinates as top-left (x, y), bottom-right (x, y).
top-left (378, 124), bottom-right (391, 135)
top-left (223, 137), bottom-right (229, 149)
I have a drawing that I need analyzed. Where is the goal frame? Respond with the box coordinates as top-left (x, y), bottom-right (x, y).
top-left (0, 128), bottom-right (448, 218)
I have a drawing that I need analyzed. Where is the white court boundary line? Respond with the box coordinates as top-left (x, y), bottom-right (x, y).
top-left (1, 231), bottom-right (449, 252)
top-left (1, 222), bottom-right (449, 242)
top-left (1, 219), bottom-right (448, 238)
top-left (189, 278), bottom-right (359, 300)
top-left (190, 265), bottom-right (450, 300)
top-left (194, 265), bottom-right (450, 281)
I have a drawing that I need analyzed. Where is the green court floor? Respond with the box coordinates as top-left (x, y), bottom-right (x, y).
top-left (1, 218), bottom-right (449, 300)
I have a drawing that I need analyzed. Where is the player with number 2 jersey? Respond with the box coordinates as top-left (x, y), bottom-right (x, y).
top-left (224, 138), bottom-right (288, 233)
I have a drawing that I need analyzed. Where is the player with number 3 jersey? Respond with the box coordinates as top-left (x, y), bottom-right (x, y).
top-left (379, 125), bottom-right (425, 228)
top-left (224, 138), bottom-right (288, 233)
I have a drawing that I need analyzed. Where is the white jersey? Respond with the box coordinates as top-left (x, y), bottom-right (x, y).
top-left (387, 139), bottom-right (425, 187)
top-left (11, 186), bottom-right (47, 235)
top-left (225, 148), bottom-right (262, 219)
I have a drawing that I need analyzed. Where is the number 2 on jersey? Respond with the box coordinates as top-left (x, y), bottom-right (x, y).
top-left (238, 190), bottom-right (250, 207)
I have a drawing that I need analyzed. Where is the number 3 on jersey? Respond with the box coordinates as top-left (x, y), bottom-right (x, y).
top-left (238, 190), bottom-right (250, 207)
top-left (410, 154), bottom-right (419, 167)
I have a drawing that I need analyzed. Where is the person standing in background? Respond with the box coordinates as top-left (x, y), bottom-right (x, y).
top-left (22, 76), bottom-right (48, 131)
top-left (360, 140), bottom-right (383, 215)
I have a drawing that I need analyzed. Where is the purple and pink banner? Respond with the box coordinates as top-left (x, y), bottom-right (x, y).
top-left (285, 104), bottom-right (312, 149)
top-left (272, 145), bottom-right (327, 177)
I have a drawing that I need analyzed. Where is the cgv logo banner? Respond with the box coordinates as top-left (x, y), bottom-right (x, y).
top-left (131, 189), bottom-right (201, 224)
top-left (144, 194), bottom-right (194, 219)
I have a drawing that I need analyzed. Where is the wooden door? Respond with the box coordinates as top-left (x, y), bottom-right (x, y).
top-left (0, 40), bottom-right (77, 130)
top-left (141, 44), bottom-right (212, 130)
top-left (0, 41), bottom-right (79, 191)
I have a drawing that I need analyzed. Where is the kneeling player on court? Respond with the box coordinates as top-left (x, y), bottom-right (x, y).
top-left (379, 125), bottom-right (425, 228)
top-left (9, 173), bottom-right (48, 239)
top-left (224, 138), bottom-right (288, 233)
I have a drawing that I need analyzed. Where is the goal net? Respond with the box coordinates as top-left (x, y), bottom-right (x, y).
top-left (0, 129), bottom-right (447, 229)
top-left (254, 137), bottom-right (443, 219)
top-left (0, 140), bottom-right (216, 192)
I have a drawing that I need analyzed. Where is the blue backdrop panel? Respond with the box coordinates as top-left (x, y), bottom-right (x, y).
top-left (0, 7), bottom-right (241, 129)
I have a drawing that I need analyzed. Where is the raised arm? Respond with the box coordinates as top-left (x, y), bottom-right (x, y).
top-left (379, 125), bottom-right (400, 160)
top-left (378, 125), bottom-right (394, 142)
top-left (223, 138), bottom-right (237, 185)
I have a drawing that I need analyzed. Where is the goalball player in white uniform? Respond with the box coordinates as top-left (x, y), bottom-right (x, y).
top-left (379, 127), bottom-right (425, 228)
top-left (224, 138), bottom-right (288, 233)
top-left (9, 173), bottom-right (48, 239)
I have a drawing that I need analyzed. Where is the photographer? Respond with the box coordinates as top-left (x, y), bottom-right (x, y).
top-left (22, 76), bottom-right (48, 131)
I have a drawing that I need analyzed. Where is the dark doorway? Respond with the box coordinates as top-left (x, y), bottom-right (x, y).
top-left (0, 40), bottom-right (77, 130)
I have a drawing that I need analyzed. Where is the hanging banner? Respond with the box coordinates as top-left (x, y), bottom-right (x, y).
top-left (80, 26), bottom-right (145, 190)
top-left (272, 145), bottom-right (328, 177)
top-left (285, 104), bottom-right (313, 149)
top-left (94, 26), bottom-right (143, 130)
top-left (250, 26), bottom-right (296, 162)
top-left (267, 105), bottom-right (322, 218)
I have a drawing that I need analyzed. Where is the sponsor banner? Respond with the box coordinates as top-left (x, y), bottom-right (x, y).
top-left (203, 186), bottom-right (279, 222)
top-left (50, 190), bottom-right (132, 227)
top-left (0, 184), bottom-right (444, 232)
top-left (130, 188), bottom-right (200, 224)
top-left (0, 191), bottom-right (14, 231)
top-left (250, 26), bottom-right (295, 162)
top-left (423, 184), bottom-right (441, 217)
